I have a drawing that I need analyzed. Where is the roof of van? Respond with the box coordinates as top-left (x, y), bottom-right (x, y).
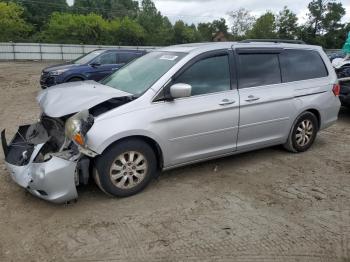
top-left (159, 42), bottom-right (323, 54)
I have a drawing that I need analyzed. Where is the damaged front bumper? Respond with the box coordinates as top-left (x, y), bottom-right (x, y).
top-left (2, 126), bottom-right (79, 204)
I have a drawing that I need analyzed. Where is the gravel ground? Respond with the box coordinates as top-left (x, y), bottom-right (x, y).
top-left (0, 61), bottom-right (350, 262)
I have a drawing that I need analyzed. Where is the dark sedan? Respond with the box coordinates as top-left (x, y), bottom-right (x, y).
top-left (40, 49), bottom-right (147, 88)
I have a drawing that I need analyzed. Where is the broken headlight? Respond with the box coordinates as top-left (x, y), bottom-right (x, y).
top-left (65, 110), bottom-right (94, 147)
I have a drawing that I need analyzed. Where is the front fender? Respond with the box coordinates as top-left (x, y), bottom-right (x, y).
top-left (86, 115), bottom-right (166, 156)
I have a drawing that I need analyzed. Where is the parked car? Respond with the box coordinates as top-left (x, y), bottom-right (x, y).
top-left (332, 57), bottom-right (350, 108)
top-left (40, 49), bottom-right (147, 88)
top-left (2, 41), bottom-right (341, 203)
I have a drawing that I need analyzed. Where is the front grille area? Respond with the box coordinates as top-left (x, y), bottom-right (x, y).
top-left (40, 72), bottom-right (56, 87)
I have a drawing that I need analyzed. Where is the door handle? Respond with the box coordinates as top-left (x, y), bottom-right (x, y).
top-left (245, 95), bottom-right (260, 102)
top-left (219, 99), bottom-right (235, 106)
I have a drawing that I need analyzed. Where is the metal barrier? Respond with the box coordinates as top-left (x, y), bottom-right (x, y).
top-left (0, 42), bottom-right (342, 61)
top-left (0, 42), bottom-right (158, 61)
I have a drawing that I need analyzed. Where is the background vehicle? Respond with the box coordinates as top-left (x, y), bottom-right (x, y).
top-left (2, 41), bottom-right (341, 203)
top-left (40, 49), bottom-right (147, 88)
top-left (332, 57), bottom-right (350, 108)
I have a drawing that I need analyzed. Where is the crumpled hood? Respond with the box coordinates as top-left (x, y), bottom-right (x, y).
top-left (37, 81), bottom-right (132, 117)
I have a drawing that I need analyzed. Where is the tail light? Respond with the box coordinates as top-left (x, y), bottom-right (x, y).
top-left (332, 84), bottom-right (340, 96)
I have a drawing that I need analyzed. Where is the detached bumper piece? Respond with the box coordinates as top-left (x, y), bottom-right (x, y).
top-left (2, 126), bottom-right (78, 204)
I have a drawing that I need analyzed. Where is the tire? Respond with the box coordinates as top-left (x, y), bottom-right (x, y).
top-left (94, 139), bottom-right (157, 197)
top-left (67, 77), bottom-right (83, 82)
top-left (284, 111), bottom-right (318, 153)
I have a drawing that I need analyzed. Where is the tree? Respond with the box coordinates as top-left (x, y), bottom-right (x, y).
top-left (173, 20), bottom-right (200, 44)
top-left (137, 0), bottom-right (174, 45)
top-left (211, 18), bottom-right (228, 35)
top-left (276, 6), bottom-right (299, 39)
top-left (109, 17), bottom-right (145, 45)
top-left (197, 22), bottom-right (214, 41)
top-left (40, 13), bottom-right (110, 44)
top-left (302, 0), bottom-right (346, 47)
top-left (73, 0), bottom-right (139, 19)
top-left (0, 2), bottom-right (32, 42)
top-left (11, 0), bottom-right (68, 29)
top-left (229, 8), bottom-right (255, 39)
top-left (247, 12), bottom-right (276, 39)
top-left (306, 0), bottom-right (345, 35)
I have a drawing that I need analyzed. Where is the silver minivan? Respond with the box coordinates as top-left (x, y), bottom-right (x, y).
top-left (2, 41), bottom-right (341, 203)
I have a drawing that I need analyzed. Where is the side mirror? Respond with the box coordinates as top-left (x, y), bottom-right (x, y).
top-left (169, 83), bottom-right (192, 99)
top-left (90, 62), bottom-right (101, 67)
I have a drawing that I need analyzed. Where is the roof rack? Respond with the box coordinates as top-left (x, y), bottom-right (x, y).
top-left (240, 39), bottom-right (306, 44)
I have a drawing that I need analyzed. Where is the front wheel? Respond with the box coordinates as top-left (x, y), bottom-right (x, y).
top-left (284, 111), bottom-right (318, 153)
top-left (94, 139), bottom-right (157, 197)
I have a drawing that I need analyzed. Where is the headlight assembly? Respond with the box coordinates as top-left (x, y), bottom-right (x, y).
top-left (50, 69), bottom-right (69, 76)
top-left (65, 110), bottom-right (94, 147)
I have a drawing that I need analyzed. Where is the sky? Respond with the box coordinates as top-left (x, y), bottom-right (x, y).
top-left (67, 0), bottom-right (350, 28)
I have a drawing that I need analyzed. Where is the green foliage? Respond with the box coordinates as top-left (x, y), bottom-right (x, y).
top-left (0, 0), bottom-right (348, 49)
top-left (247, 12), bottom-right (277, 39)
top-left (211, 18), bottom-right (229, 35)
top-left (39, 13), bottom-right (110, 44)
top-left (302, 0), bottom-right (347, 48)
top-left (137, 0), bottom-right (173, 45)
top-left (12, 0), bottom-right (68, 29)
top-left (109, 17), bottom-right (145, 45)
top-left (197, 22), bottom-right (214, 41)
top-left (73, 0), bottom-right (139, 19)
top-left (229, 8), bottom-right (255, 39)
top-left (276, 7), bottom-right (299, 39)
top-left (0, 2), bottom-right (32, 42)
top-left (173, 20), bottom-right (200, 44)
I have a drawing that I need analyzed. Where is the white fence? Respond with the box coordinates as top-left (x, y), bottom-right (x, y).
top-left (0, 42), bottom-right (158, 61)
top-left (0, 42), bottom-right (342, 61)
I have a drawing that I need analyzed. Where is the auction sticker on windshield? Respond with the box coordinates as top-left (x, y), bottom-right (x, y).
top-left (159, 55), bottom-right (178, 61)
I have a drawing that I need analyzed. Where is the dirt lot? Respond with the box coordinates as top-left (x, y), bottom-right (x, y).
top-left (0, 61), bottom-right (349, 262)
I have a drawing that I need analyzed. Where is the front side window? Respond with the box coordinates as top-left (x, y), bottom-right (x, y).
top-left (72, 50), bottom-right (104, 64)
top-left (101, 51), bottom-right (186, 95)
top-left (280, 49), bottom-right (328, 82)
top-left (238, 54), bottom-right (281, 89)
top-left (174, 54), bottom-right (231, 96)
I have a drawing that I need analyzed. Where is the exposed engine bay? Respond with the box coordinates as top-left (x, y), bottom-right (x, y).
top-left (2, 94), bottom-right (133, 203)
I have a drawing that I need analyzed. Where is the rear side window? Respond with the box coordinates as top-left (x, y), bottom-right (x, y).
top-left (174, 54), bottom-right (231, 96)
top-left (118, 52), bottom-right (140, 64)
top-left (97, 52), bottom-right (117, 64)
top-left (280, 49), bottom-right (328, 82)
top-left (238, 54), bottom-right (281, 88)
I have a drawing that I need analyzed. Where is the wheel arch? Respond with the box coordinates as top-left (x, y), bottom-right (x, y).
top-left (100, 135), bottom-right (164, 170)
top-left (305, 108), bottom-right (321, 130)
top-left (63, 74), bottom-right (86, 82)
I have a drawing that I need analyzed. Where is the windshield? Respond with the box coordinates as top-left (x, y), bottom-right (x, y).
top-left (72, 50), bottom-right (105, 64)
top-left (100, 51), bottom-right (186, 95)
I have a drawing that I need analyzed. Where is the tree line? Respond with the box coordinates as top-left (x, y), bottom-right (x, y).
top-left (0, 0), bottom-right (349, 48)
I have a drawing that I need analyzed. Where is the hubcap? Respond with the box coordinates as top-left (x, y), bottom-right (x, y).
top-left (109, 151), bottom-right (148, 189)
top-left (295, 120), bottom-right (314, 147)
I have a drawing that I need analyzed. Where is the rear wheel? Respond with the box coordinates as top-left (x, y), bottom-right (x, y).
top-left (284, 111), bottom-right (318, 153)
top-left (94, 139), bottom-right (157, 197)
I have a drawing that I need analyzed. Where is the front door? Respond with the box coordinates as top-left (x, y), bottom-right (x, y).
top-left (88, 52), bottom-right (119, 81)
top-left (152, 51), bottom-right (240, 167)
